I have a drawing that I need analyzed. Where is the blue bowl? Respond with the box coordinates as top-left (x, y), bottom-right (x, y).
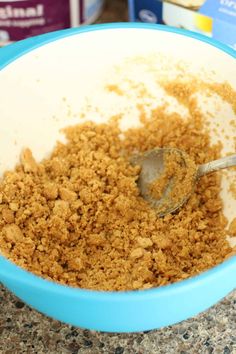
top-left (0, 23), bottom-right (235, 333)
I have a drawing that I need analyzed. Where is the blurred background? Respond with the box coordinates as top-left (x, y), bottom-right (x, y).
top-left (0, 0), bottom-right (234, 48)
top-left (97, 0), bottom-right (128, 22)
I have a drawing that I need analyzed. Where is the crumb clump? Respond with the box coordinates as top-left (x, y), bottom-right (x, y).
top-left (0, 81), bottom-right (235, 292)
top-left (228, 218), bottom-right (236, 236)
top-left (148, 149), bottom-right (196, 214)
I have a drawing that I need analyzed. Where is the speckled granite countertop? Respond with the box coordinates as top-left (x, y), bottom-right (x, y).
top-left (0, 1), bottom-right (235, 353)
top-left (0, 286), bottom-right (235, 353)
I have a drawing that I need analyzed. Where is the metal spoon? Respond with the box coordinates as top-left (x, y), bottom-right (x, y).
top-left (133, 148), bottom-right (236, 216)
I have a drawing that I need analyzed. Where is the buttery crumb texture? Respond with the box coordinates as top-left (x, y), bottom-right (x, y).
top-left (0, 81), bottom-right (235, 291)
top-left (148, 149), bottom-right (197, 214)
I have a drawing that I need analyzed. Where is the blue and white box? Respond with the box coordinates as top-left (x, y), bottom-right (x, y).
top-left (128, 0), bottom-right (236, 49)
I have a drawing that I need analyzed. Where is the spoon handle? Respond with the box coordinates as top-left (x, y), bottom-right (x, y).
top-left (198, 154), bottom-right (236, 177)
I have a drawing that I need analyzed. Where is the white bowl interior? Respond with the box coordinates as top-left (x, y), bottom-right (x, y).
top-left (0, 27), bottom-right (235, 244)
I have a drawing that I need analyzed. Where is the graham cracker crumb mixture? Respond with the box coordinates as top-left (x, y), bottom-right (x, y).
top-left (206, 82), bottom-right (236, 115)
top-left (0, 75), bottom-right (235, 291)
top-left (228, 218), bottom-right (236, 236)
top-left (162, 80), bottom-right (236, 119)
top-left (148, 149), bottom-right (196, 213)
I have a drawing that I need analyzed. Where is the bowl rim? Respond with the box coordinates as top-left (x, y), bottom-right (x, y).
top-left (0, 23), bottom-right (235, 300)
top-left (0, 22), bottom-right (235, 70)
top-left (0, 254), bottom-right (236, 299)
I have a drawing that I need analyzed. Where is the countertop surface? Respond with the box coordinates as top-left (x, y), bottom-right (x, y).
top-left (0, 1), bottom-right (235, 353)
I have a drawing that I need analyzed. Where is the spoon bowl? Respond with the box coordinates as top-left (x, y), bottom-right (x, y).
top-left (134, 148), bottom-right (236, 216)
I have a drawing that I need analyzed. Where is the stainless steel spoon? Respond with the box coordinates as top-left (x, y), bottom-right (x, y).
top-left (133, 148), bottom-right (236, 216)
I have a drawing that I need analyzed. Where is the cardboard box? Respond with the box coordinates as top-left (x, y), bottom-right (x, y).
top-left (128, 0), bottom-right (236, 49)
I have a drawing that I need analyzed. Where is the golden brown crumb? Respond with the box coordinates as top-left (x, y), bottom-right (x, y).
top-left (2, 224), bottom-right (23, 243)
top-left (106, 84), bottom-right (124, 96)
top-left (0, 79), bottom-right (235, 292)
top-left (20, 148), bottom-right (38, 173)
top-left (163, 81), bottom-right (197, 107)
top-left (206, 82), bottom-right (236, 114)
top-left (148, 149), bottom-right (196, 214)
top-left (228, 218), bottom-right (236, 236)
top-left (161, 80), bottom-right (236, 118)
top-left (2, 208), bottom-right (15, 224)
top-left (43, 182), bottom-right (58, 200)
